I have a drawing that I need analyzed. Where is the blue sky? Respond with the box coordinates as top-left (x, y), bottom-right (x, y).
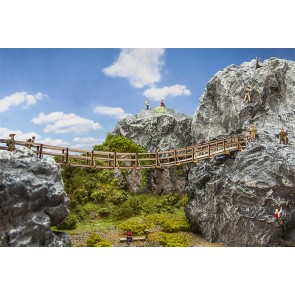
top-left (0, 48), bottom-right (294, 150)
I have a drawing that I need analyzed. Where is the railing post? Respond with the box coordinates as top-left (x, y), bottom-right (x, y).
top-left (208, 143), bottom-right (211, 158)
top-left (223, 139), bottom-right (226, 153)
top-left (174, 149), bottom-right (177, 165)
top-left (192, 147), bottom-right (195, 162)
top-left (114, 152), bottom-right (117, 168)
top-left (39, 144), bottom-right (43, 159)
top-left (65, 148), bottom-right (69, 164)
top-left (135, 153), bottom-right (138, 168)
top-left (156, 151), bottom-right (159, 167)
top-left (91, 151), bottom-right (94, 166)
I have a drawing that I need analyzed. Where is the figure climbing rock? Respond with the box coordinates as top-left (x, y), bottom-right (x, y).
top-left (146, 99), bottom-right (150, 110)
top-left (275, 207), bottom-right (283, 225)
top-left (248, 124), bottom-right (257, 141)
top-left (255, 57), bottom-right (262, 69)
top-left (243, 85), bottom-right (252, 102)
top-left (279, 128), bottom-right (288, 144)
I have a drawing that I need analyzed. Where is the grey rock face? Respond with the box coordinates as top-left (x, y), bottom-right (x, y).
top-left (112, 109), bottom-right (193, 194)
top-left (185, 141), bottom-right (295, 246)
top-left (0, 147), bottom-right (70, 246)
top-left (191, 58), bottom-right (295, 144)
top-left (113, 108), bottom-right (192, 152)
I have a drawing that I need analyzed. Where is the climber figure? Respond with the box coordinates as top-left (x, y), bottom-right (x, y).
top-left (274, 207), bottom-right (283, 225)
top-left (6, 133), bottom-right (16, 151)
top-left (279, 128), bottom-right (288, 144)
top-left (160, 99), bottom-right (165, 107)
top-left (248, 124), bottom-right (257, 141)
top-left (243, 84), bottom-right (252, 102)
top-left (255, 57), bottom-right (262, 69)
top-left (146, 99), bottom-right (150, 110)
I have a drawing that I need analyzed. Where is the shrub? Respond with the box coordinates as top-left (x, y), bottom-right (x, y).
top-left (73, 188), bottom-right (89, 204)
top-left (98, 207), bottom-right (111, 217)
top-left (161, 219), bottom-right (191, 233)
top-left (108, 191), bottom-right (129, 205)
top-left (56, 214), bottom-right (78, 230)
top-left (150, 232), bottom-right (190, 247)
top-left (118, 217), bottom-right (153, 235)
top-left (89, 190), bottom-right (107, 203)
top-left (76, 203), bottom-right (100, 220)
top-left (111, 205), bottom-right (134, 220)
top-left (86, 232), bottom-right (112, 247)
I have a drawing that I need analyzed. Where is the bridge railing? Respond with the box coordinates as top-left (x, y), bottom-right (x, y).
top-left (0, 134), bottom-right (249, 169)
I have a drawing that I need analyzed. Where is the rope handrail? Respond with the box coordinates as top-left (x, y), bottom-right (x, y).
top-left (0, 134), bottom-right (250, 169)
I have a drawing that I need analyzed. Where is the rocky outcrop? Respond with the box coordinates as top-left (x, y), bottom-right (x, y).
top-left (113, 108), bottom-right (192, 152)
top-left (112, 108), bottom-right (193, 194)
top-left (186, 142), bottom-right (295, 246)
top-left (191, 58), bottom-right (295, 144)
top-left (186, 58), bottom-right (295, 246)
top-left (0, 147), bottom-right (70, 246)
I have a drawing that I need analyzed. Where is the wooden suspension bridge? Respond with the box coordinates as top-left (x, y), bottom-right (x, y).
top-left (0, 135), bottom-right (250, 169)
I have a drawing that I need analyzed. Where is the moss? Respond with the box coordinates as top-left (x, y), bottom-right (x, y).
top-left (118, 216), bottom-right (153, 235)
top-left (161, 219), bottom-right (191, 233)
top-left (148, 232), bottom-right (190, 247)
top-left (56, 214), bottom-right (78, 230)
top-left (86, 232), bottom-right (112, 247)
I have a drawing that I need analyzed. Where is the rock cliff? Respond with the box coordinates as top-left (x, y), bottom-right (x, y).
top-left (186, 58), bottom-right (295, 246)
top-left (0, 147), bottom-right (70, 246)
top-left (191, 57), bottom-right (295, 144)
top-left (113, 108), bottom-right (192, 152)
top-left (112, 108), bottom-right (193, 194)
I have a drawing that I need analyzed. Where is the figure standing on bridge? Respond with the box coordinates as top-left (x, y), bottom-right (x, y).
top-left (6, 133), bottom-right (16, 151)
top-left (279, 128), bottom-right (288, 144)
top-left (126, 230), bottom-right (133, 245)
top-left (243, 84), bottom-right (252, 102)
top-left (25, 136), bottom-right (35, 149)
top-left (248, 124), bottom-right (257, 141)
top-left (255, 57), bottom-right (262, 69)
top-left (146, 99), bottom-right (150, 110)
top-left (160, 99), bottom-right (165, 107)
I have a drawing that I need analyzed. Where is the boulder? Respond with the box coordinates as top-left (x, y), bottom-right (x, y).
top-left (0, 147), bottom-right (70, 246)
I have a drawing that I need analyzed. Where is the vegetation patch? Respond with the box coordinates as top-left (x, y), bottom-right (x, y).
top-left (86, 232), bottom-right (112, 247)
top-left (148, 232), bottom-right (190, 247)
top-left (118, 216), bottom-right (153, 235)
top-left (56, 213), bottom-right (78, 230)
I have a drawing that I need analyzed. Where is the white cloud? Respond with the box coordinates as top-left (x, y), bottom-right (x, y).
top-left (0, 92), bottom-right (46, 112)
top-left (0, 127), bottom-right (68, 146)
top-left (102, 48), bottom-right (165, 88)
top-left (143, 84), bottom-right (191, 101)
top-left (71, 137), bottom-right (104, 150)
top-left (94, 106), bottom-right (132, 119)
top-left (31, 112), bottom-right (102, 134)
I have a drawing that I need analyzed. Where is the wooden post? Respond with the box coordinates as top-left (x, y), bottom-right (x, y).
top-left (192, 147), bottom-right (195, 161)
top-left (91, 150), bottom-right (94, 166)
top-left (39, 144), bottom-right (43, 159)
top-left (208, 143), bottom-right (211, 158)
top-left (65, 148), bottom-right (69, 164)
top-left (135, 153), bottom-right (138, 168)
top-left (114, 152), bottom-right (117, 168)
top-left (156, 150), bottom-right (159, 167)
top-left (223, 139), bottom-right (226, 153)
top-left (174, 149), bottom-right (177, 165)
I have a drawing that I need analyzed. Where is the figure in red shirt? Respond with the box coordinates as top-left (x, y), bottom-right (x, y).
top-left (127, 230), bottom-right (133, 245)
top-left (274, 207), bottom-right (283, 225)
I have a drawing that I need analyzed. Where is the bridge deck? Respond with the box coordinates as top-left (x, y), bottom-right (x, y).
top-left (0, 135), bottom-right (249, 169)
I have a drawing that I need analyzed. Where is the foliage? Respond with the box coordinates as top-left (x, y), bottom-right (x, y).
top-left (161, 218), bottom-right (190, 233)
top-left (148, 232), bottom-right (190, 247)
top-left (153, 106), bottom-right (168, 113)
top-left (118, 216), bottom-right (153, 235)
top-left (75, 203), bottom-right (101, 221)
top-left (56, 213), bottom-right (78, 230)
top-left (86, 232), bottom-right (112, 247)
top-left (93, 133), bottom-right (146, 154)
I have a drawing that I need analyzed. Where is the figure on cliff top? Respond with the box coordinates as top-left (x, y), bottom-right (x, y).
top-left (248, 124), bottom-right (257, 141)
top-left (243, 84), bottom-right (252, 102)
top-left (160, 99), bottom-right (165, 107)
top-left (6, 133), bottom-right (16, 151)
top-left (255, 57), bottom-right (262, 69)
top-left (279, 128), bottom-right (288, 144)
top-left (146, 99), bottom-right (150, 110)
